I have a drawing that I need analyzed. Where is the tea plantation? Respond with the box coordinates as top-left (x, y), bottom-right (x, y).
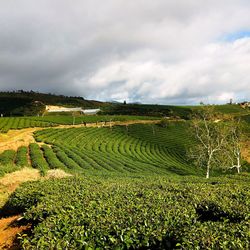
top-left (0, 115), bottom-right (159, 133)
top-left (0, 120), bottom-right (249, 249)
top-left (3, 175), bottom-right (250, 249)
top-left (0, 123), bottom-right (200, 176)
top-left (0, 117), bottom-right (53, 133)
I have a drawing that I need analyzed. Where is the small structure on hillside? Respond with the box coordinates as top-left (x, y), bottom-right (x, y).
top-left (45, 105), bottom-right (100, 115)
top-left (239, 102), bottom-right (250, 109)
top-left (83, 109), bottom-right (101, 115)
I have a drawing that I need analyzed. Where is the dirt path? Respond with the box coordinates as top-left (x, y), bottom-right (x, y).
top-left (0, 120), bottom-right (160, 153)
top-left (0, 168), bottom-right (72, 249)
top-left (0, 168), bottom-right (40, 249)
top-left (57, 119), bottom-right (160, 129)
top-left (0, 215), bottom-right (30, 249)
top-left (0, 128), bottom-right (43, 153)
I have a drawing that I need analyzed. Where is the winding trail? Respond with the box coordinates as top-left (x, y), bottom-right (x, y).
top-left (0, 168), bottom-right (72, 249)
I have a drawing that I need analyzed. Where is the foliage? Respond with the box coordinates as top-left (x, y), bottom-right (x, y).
top-left (0, 90), bottom-right (105, 116)
top-left (0, 115), bottom-right (159, 133)
top-left (3, 174), bottom-right (250, 249)
top-left (0, 164), bottom-right (20, 177)
top-left (34, 123), bottom-right (199, 176)
top-left (100, 103), bottom-right (192, 119)
top-left (0, 149), bottom-right (20, 176)
top-left (29, 143), bottom-right (49, 176)
top-left (15, 146), bottom-right (29, 167)
top-left (31, 115), bottom-right (159, 125)
top-left (0, 149), bottom-right (16, 165)
top-left (0, 117), bottom-right (53, 133)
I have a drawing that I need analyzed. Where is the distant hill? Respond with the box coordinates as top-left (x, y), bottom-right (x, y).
top-left (100, 103), bottom-right (193, 119)
top-left (0, 91), bottom-right (106, 116)
top-left (1, 90), bottom-right (248, 118)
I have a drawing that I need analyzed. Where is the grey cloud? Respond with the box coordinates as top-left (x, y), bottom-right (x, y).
top-left (0, 0), bottom-right (250, 103)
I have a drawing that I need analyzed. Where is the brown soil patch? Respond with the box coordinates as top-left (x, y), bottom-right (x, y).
top-left (0, 167), bottom-right (71, 249)
top-left (0, 120), bottom-right (160, 153)
top-left (0, 215), bottom-right (31, 250)
top-left (0, 168), bottom-right (40, 249)
top-left (0, 168), bottom-right (41, 208)
top-left (0, 128), bottom-right (43, 154)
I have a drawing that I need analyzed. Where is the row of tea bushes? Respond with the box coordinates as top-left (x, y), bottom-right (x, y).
top-left (29, 143), bottom-right (49, 176)
top-left (0, 117), bottom-right (52, 133)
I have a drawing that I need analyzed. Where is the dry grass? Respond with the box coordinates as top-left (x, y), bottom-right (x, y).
top-left (46, 169), bottom-right (72, 179)
top-left (0, 128), bottom-right (40, 153)
top-left (0, 215), bottom-right (31, 250)
top-left (0, 167), bottom-right (72, 249)
top-left (0, 167), bottom-right (71, 208)
top-left (0, 167), bottom-right (40, 208)
top-left (242, 140), bottom-right (250, 163)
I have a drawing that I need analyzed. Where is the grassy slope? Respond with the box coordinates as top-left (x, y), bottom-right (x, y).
top-left (101, 103), bottom-right (193, 119)
top-left (0, 91), bottom-right (106, 116)
top-left (34, 122), bottom-right (200, 176)
top-left (0, 117), bottom-right (249, 248)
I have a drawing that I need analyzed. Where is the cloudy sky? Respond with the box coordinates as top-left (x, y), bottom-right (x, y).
top-left (0, 0), bottom-right (250, 104)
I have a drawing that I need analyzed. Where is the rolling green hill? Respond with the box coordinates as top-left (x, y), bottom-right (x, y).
top-left (0, 118), bottom-right (249, 248)
top-left (0, 123), bottom-right (199, 177)
top-left (100, 103), bottom-right (193, 119)
top-left (0, 91), bottom-right (105, 116)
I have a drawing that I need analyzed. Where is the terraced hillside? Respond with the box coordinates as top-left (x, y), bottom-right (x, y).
top-left (35, 123), bottom-right (198, 176)
top-left (0, 117), bottom-right (53, 133)
top-left (0, 123), bottom-right (199, 177)
top-left (0, 115), bottom-right (159, 133)
top-left (1, 119), bottom-right (249, 249)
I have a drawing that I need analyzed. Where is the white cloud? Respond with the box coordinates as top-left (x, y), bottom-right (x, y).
top-left (85, 37), bottom-right (250, 104)
top-left (0, 0), bottom-right (249, 103)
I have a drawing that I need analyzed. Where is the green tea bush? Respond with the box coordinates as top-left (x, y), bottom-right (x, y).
top-left (0, 164), bottom-right (20, 177)
top-left (15, 146), bottom-right (29, 167)
top-left (0, 117), bottom-right (52, 133)
top-left (29, 143), bottom-right (49, 176)
top-left (4, 175), bottom-right (250, 249)
top-left (0, 149), bottom-right (16, 165)
top-left (41, 144), bottom-right (65, 169)
top-left (52, 147), bottom-right (82, 172)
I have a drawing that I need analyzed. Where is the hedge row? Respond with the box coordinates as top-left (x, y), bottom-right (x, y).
top-left (29, 143), bottom-right (49, 176)
top-left (41, 144), bottom-right (65, 170)
top-left (15, 146), bottom-right (29, 167)
top-left (0, 150), bottom-right (16, 165)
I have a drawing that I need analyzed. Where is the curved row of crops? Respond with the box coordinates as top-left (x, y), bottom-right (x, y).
top-left (0, 146), bottom-right (29, 176)
top-left (0, 115), bottom-right (159, 133)
top-left (33, 122), bottom-right (199, 176)
top-left (0, 117), bottom-right (53, 133)
top-left (0, 123), bottom-right (198, 176)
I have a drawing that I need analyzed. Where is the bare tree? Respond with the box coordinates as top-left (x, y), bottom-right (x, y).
top-left (189, 107), bottom-right (227, 178)
top-left (222, 118), bottom-right (243, 173)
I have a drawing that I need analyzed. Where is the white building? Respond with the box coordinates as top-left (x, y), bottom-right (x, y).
top-left (45, 105), bottom-right (100, 115)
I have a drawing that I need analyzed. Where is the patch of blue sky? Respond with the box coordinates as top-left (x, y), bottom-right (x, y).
top-left (221, 30), bottom-right (250, 42)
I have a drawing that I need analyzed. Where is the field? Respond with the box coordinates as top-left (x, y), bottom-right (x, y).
top-left (0, 110), bottom-right (249, 249)
top-left (0, 115), bottom-right (160, 133)
top-left (0, 117), bottom-right (53, 133)
top-left (2, 175), bottom-right (250, 249)
top-left (0, 122), bottom-right (199, 177)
